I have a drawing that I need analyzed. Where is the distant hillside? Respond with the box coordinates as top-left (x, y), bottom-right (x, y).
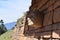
top-left (0, 30), bottom-right (13, 40)
top-left (5, 22), bottom-right (16, 30)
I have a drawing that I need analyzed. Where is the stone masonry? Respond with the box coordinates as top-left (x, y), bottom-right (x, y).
top-left (12, 0), bottom-right (60, 40)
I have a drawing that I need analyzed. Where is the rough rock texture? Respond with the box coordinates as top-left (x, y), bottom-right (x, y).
top-left (12, 0), bottom-right (60, 40)
top-left (12, 18), bottom-right (24, 40)
top-left (29, 0), bottom-right (60, 26)
top-left (28, 0), bottom-right (60, 39)
top-left (12, 13), bottom-right (38, 40)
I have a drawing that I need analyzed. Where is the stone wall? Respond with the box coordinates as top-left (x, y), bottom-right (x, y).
top-left (28, 0), bottom-right (60, 39)
top-left (12, 18), bottom-right (24, 40)
top-left (12, 0), bottom-right (60, 40)
top-left (12, 13), bottom-right (39, 40)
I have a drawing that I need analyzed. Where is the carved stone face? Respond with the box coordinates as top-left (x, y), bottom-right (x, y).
top-left (27, 10), bottom-right (44, 28)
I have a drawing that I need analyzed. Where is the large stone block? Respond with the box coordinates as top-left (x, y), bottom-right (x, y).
top-left (43, 13), bottom-right (52, 26)
top-left (53, 7), bottom-right (60, 23)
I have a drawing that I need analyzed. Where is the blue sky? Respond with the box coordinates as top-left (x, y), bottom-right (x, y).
top-left (0, 0), bottom-right (31, 24)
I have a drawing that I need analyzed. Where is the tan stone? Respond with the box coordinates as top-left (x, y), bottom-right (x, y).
top-left (53, 7), bottom-right (60, 23)
top-left (12, 0), bottom-right (60, 40)
top-left (43, 13), bottom-right (52, 26)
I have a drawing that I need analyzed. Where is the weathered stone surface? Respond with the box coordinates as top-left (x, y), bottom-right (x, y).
top-left (54, 7), bottom-right (60, 23)
top-left (29, 0), bottom-right (60, 39)
top-left (43, 12), bottom-right (52, 26)
top-left (29, 0), bottom-right (60, 26)
top-left (27, 10), bottom-right (44, 28)
top-left (12, 0), bottom-right (60, 40)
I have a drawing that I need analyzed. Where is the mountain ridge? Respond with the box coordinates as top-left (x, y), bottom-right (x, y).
top-left (5, 22), bottom-right (16, 30)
